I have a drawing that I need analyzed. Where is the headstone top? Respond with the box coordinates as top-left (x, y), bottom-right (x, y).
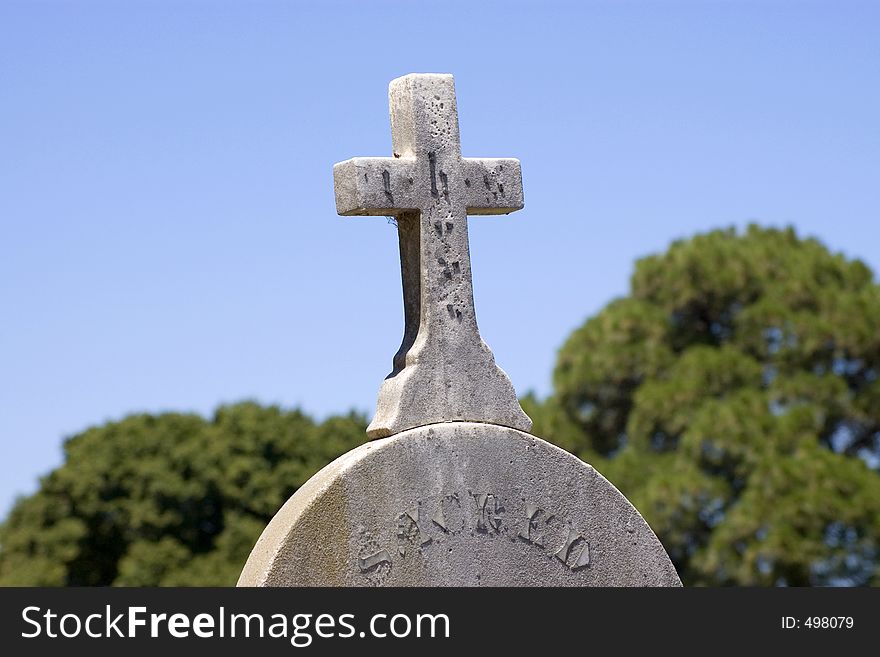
top-left (333, 74), bottom-right (531, 438)
top-left (238, 422), bottom-right (682, 587)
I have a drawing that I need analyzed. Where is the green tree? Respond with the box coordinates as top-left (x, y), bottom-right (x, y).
top-left (525, 225), bottom-right (880, 586)
top-left (0, 402), bottom-right (366, 586)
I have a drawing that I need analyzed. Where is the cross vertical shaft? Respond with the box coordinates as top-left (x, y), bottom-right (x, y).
top-left (334, 74), bottom-right (531, 438)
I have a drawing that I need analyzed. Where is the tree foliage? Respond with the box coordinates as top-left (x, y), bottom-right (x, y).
top-left (0, 403), bottom-right (366, 586)
top-left (527, 225), bottom-right (880, 585)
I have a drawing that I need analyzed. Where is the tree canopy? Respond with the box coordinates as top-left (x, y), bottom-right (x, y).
top-left (524, 224), bottom-right (880, 585)
top-left (0, 403), bottom-right (366, 585)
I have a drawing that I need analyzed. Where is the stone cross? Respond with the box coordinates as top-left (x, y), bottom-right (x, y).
top-left (237, 74), bottom-right (681, 587)
top-left (333, 73), bottom-right (532, 438)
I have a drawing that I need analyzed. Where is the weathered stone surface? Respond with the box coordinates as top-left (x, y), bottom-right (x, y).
top-left (238, 422), bottom-right (681, 587)
top-left (333, 73), bottom-right (532, 438)
top-left (239, 73), bottom-right (680, 588)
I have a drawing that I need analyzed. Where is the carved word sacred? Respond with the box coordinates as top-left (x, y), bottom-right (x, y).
top-left (357, 491), bottom-right (591, 581)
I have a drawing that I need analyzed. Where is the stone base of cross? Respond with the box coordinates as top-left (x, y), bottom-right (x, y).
top-left (333, 73), bottom-right (532, 438)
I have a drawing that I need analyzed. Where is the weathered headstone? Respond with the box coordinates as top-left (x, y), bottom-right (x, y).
top-left (238, 74), bottom-right (681, 586)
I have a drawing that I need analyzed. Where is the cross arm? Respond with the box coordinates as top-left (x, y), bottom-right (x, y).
top-left (461, 158), bottom-right (524, 215)
top-left (333, 157), bottom-right (419, 216)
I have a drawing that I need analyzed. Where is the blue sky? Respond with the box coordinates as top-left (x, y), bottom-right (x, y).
top-left (1, 0), bottom-right (878, 517)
